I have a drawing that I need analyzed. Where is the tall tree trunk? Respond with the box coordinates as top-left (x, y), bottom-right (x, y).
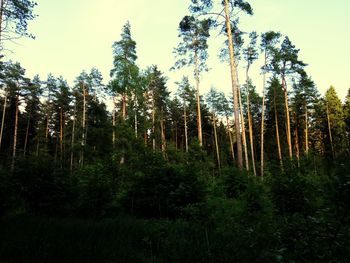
top-left (246, 66), bottom-right (256, 176)
top-left (122, 92), bottom-right (126, 120)
top-left (11, 93), bottom-right (19, 173)
top-left (224, 0), bottom-right (243, 169)
top-left (213, 113), bottom-right (221, 171)
top-left (274, 89), bottom-right (283, 169)
top-left (70, 103), bottom-right (76, 173)
top-left (293, 112), bottom-right (300, 167)
top-left (238, 80), bottom-right (249, 171)
top-left (194, 47), bottom-right (203, 146)
top-left (304, 103), bottom-right (309, 155)
top-left (23, 117), bottom-right (30, 155)
top-left (226, 116), bottom-right (235, 161)
top-left (184, 101), bottom-right (188, 153)
top-left (260, 52), bottom-right (267, 178)
top-left (326, 103), bottom-right (335, 159)
top-left (0, 89), bottom-right (7, 150)
top-left (282, 76), bottom-right (292, 159)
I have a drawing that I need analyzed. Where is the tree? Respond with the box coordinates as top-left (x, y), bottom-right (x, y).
top-left (269, 36), bottom-right (306, 160)
top-left (110, 21), bottom-right (138, 121)
top-left (260, 30), bottom-right (281, 177)
top-left (0, 0), bottom-right (37, 53)
top-left (243, 31), bottom-right (258, 176)
top-left (173, 15), bottom-right (212, 147)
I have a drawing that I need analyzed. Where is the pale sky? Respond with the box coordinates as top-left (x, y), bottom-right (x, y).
top-left (4, 0), bottom-right (350, 100)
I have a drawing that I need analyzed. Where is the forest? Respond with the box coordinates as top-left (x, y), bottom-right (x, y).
top-left (0, 0), bottom-right (349, 262)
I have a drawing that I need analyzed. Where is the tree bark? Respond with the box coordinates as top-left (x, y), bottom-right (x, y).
top-left (80, 82), bottom-right (87, 166)
top-left (60, 107), bottom-right (63, 163)
top-left (274, 89), bottom-right (283, 169)
top-left (246, 66), bottom-right (256, 176)
top-left (184, 100), bottom-right (188, 153)
top-left (224, 0), bottom-right (243, 169)
top-left (238, 79), bottom-right (249, 171)
top-left (293, 112), bottom-right (300, 167)
top-left (194, 46), bottom-right (203, 146)
top-left (152, 90), bottom-right (156, 151)
top-left (282, 76), bottom-right (292, 159)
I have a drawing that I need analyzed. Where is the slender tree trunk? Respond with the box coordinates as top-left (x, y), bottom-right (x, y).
top-left (194, 47), bottom-right (203, 146)
top-left (282, 76), bottom-right (292, 159)
top-left (226, 116), bottom-right (235, 161)
top-left (213, 113), bottom-right (221, 172)
top-left (224, 0), bottom-right (243, 169)
top-left (238, 80), bottom-right (249, 171)
top-left (326, 103), bottom-right (335, 159)
top-left (11, 93), bottom-right (19, 173)
top-left (175, 121), bottom-right (178, 150)
top-left (122, 92), bottom-right (126, 120)
top-left (260, 52), bottom-right (267, 178)
top-left (23, 117), bottom-right (30, 155)
top-left (248, 105), bottom-right (256, 176)
top-left (246, 66), bottom-right (256, 176)
top-left (274, 89), bottom-right (283, 169)
top-left (0, 89), bottom-right (7, 150)
top-left (293, 112), bottom-right (300, 167)
top-left (70, 103), bottom-right (76, 173)
top-left (184, 101), bottom-right (188, 153)
top-left (304, 103), bottom-right (309, 155)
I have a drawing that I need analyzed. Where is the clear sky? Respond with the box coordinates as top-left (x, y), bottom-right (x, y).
top-left (4, 0), bottom-right (350, 100)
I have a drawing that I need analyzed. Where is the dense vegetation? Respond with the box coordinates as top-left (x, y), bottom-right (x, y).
top-left (0, 0), bottom-right (349, 262)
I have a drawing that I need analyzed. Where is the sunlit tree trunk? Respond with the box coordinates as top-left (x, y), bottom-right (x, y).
top-left (134, 94), bottom-right (138, 138)
top-left (274, 89), bottom-right (283, 169)
top-left (238, 82), bottom-right (249, 171)
top-left (11, 93), bottom-right (19, 173)
top-left (0, 89), bottom-right (7, 150)
top-left (194, 46), bottom-right (203, 146)
top-left (224, 0), bottom-right (243, 169)
top-left (184, 100), bottom-right (188, 153)
top-left (122, 92), bottom-right (126, 120)
top-left (0, 0), bottom-right (5, 51)
top-left (246, 67), bottom-right (256, 176)
top-left (293, 112), bottom-right (300, 167)
top-left (282, 76), bottom-right (292, 159)
top-left (112, 98), bottom-right (116, 146)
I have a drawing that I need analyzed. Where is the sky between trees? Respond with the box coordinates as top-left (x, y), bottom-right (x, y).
top-left (3, 0), bottom-right (350, 99)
